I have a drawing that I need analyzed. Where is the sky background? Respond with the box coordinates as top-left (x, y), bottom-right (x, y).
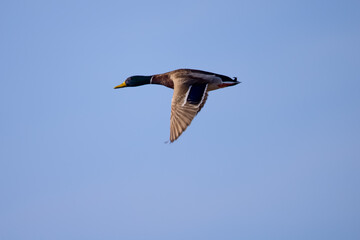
top-left (1, 0), bottom-right (360, 239)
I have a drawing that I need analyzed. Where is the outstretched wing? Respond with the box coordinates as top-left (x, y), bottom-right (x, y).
top-left (170, 84), bottom-right (208, 142)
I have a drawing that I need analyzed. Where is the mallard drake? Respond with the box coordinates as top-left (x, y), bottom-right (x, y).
top-left (114, 69), bottom-right (240, 142)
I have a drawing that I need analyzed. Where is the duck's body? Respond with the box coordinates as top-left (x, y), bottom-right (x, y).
top-left (150, 69), bottom-right (238, 90)
top-left (115, 69), bottom-right (240, 142)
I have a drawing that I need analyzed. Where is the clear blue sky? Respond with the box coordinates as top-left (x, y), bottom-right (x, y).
top-left (1, 0), bottom-right (359, 239)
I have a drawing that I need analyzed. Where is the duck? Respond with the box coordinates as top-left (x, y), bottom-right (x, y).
top-left (114, 69), bottom-right (240, 142)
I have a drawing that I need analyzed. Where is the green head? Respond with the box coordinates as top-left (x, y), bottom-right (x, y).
top-left (114, 75), bottom-right (152, 89)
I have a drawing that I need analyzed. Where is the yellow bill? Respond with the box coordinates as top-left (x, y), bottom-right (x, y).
top-left (114, 82), bottom-right (127, 89)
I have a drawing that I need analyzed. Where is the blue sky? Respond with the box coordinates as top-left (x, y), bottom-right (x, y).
top-left (1, 0), bottom-right (359, 239)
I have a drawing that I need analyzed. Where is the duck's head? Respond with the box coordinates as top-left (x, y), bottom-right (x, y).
top-left (114, 75), bottom-right (152, 89)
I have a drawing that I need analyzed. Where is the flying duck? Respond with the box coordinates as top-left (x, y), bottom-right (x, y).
top-left (114, 69), bottom-right (240, 142)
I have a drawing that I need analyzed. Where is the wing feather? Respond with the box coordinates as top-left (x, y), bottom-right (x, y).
top-left (170, 85), bottom-right (209, 142)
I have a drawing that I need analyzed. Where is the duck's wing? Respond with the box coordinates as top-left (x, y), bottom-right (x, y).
top-left (170, 83), bottom-right (208, 142)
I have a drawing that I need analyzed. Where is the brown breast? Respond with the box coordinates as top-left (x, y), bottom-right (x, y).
top-left (152, 73), bottom-right (174, 89)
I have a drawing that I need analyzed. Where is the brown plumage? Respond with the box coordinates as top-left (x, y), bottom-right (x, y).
top-left (114, 69), bottom-right (240, 142)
